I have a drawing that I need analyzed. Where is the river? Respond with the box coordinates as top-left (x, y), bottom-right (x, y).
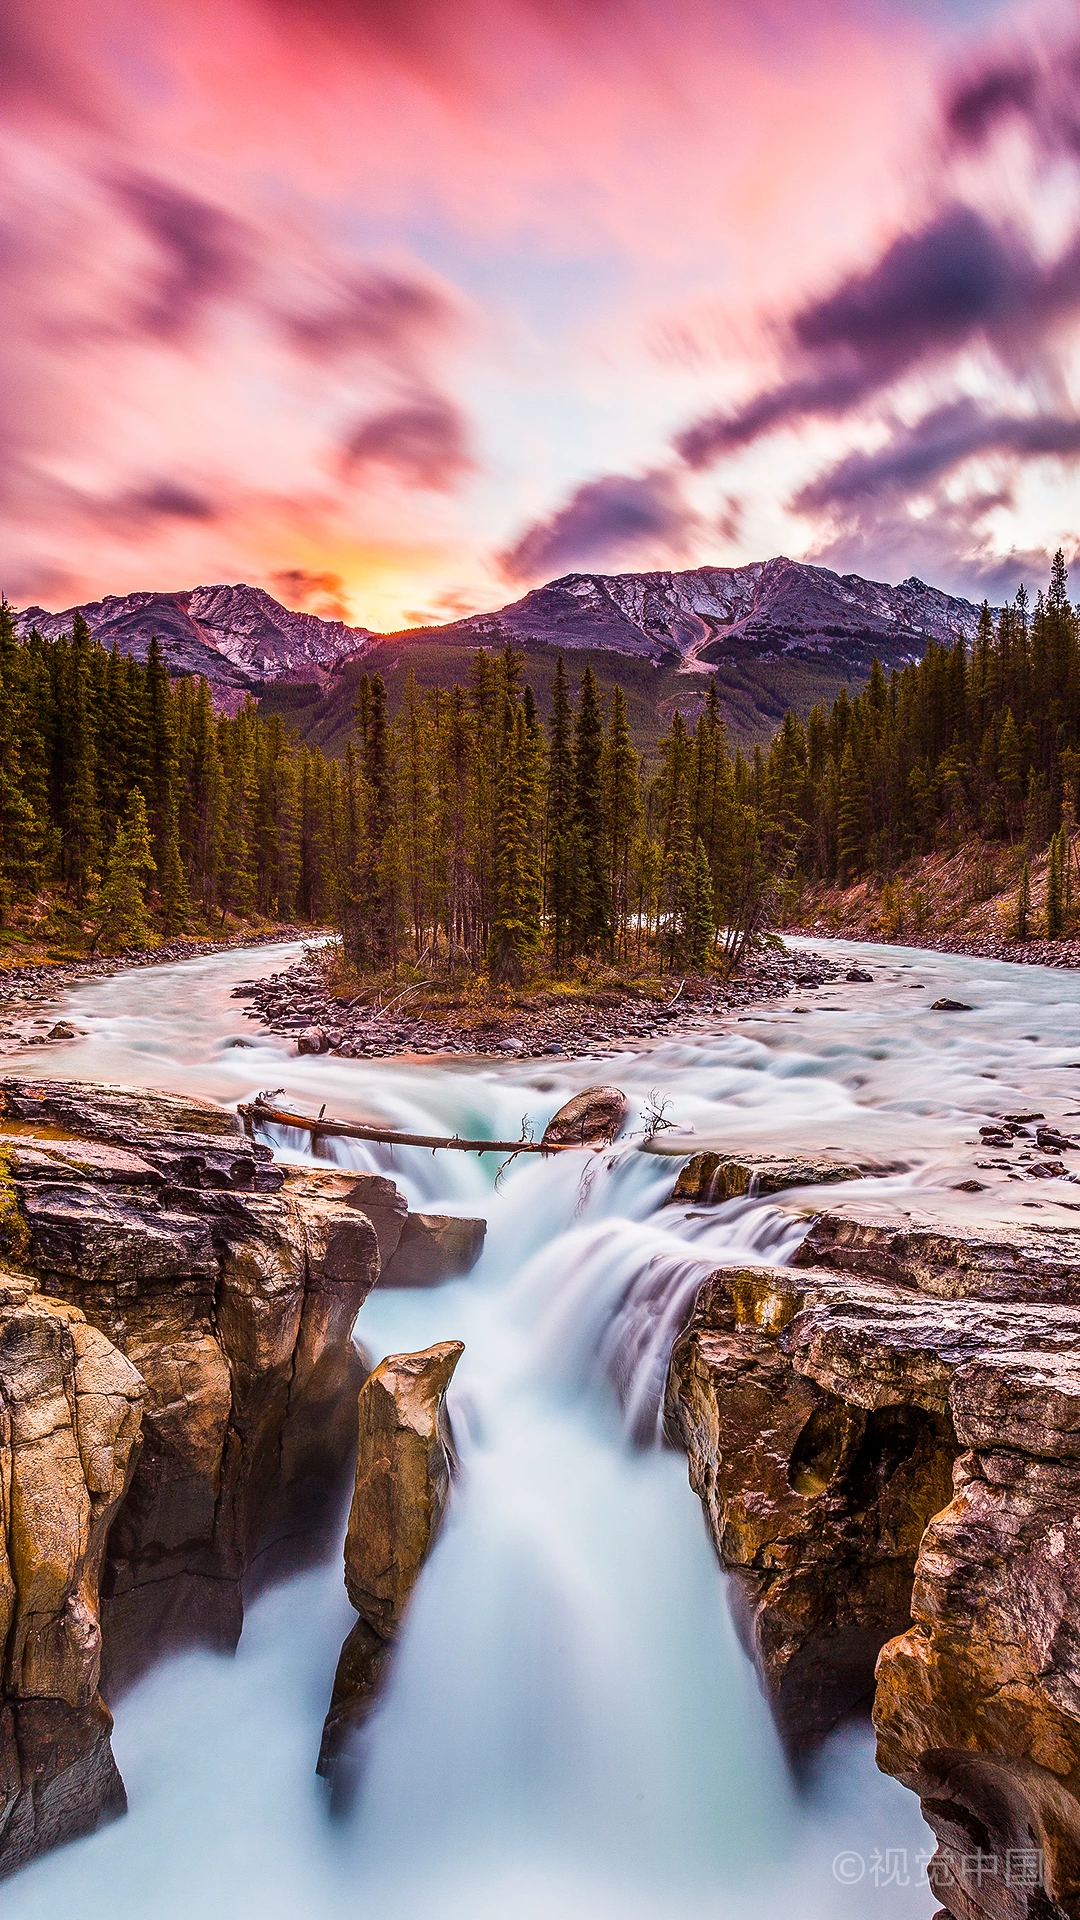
top-left (9, 934), bottom-right (1080, 1919)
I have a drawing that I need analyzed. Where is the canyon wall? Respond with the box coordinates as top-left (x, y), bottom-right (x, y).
top-left (0, 1081), bottom-right (395, 1873)
top-left (667, 1212), bottom-right (1080, 1920)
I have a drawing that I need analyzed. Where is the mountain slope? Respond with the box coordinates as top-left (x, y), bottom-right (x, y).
top-left (15, 584), bottom-right (372, 701)
top-left (17, 559), bottom-right (984, 744)
top-left (391, 558), bottom-right (982, 670)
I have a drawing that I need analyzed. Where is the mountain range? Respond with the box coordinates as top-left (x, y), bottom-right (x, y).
top-left (16, 559), bottom-right (984, 743)
top-left (15, 583), bottom-right (373, 704)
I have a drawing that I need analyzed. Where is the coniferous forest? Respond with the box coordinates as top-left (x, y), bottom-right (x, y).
top-left (2, 549), bottom-right (1078, 975)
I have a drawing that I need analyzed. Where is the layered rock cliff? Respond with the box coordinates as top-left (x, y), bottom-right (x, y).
top-left (0, 1079), bottom-right (382, 1692)
top-left (0, 1276), bottom-right (143, 1873)
top-left (666, 1204), bottom-right (1080, 1920)
top-left (0, 1078), bottom-right (477, 1875)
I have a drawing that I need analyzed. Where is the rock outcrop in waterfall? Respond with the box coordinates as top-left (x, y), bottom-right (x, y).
top-left (319, 1340), bottom-right (463, 1796)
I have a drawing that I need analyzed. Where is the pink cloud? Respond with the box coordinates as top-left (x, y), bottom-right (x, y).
top-left (3, 0), bottom-right (1059, 624)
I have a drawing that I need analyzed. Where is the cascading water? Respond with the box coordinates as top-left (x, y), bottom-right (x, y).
top-left (11, 933), bottom-right (1080, 1918)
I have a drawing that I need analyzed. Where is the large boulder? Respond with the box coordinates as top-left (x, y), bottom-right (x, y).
top-left (319, 1340), bottom-right (463, 1790)
top-left (541, 1085), bottom-right (627, 1150)
top-left (0, 1275), bottom-right (144, 1876)
top-left (276, 1166), bottom-right (409, 1267)
top-left (379, 1213), bottom-right (486, 1288)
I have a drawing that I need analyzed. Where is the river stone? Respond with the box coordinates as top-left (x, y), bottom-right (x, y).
top-left (319, 1341), bottom-right (463, 1791)
top-left (930, 997), bottom-right (972, 1011)
top-left (540, 1085), bottom-right (627, 1149)
top-left (379, 1212), bottom-right (486, 1287)
top-left (667, 1150), bottom-right (870, 1206)
top-left (296, 1026), bottom-right (328, 1055)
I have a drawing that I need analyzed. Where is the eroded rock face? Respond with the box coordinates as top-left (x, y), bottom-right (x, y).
top-left (0, 1077), bottom-right (400, 1874)
top-left (665, 1150), bottom-right (874, 1206)
top-left (0, 1082), bottom-right (382, 1691)
top-left (875, 1348), bottom-right (1080, 1920)
top-left (666, 1265), bottom-right (956, 1748)
top-left (380, 1213), bottom-right (486, 1288)
top-left (796, 1208), bottom-right (1080, 1304)
top-left (0, 1274), bottom-right (144, 1875)
top-left (319, 1340), bottom-right (463, 1788)
top-left (666, 1244), bottom-right (1080, 1919)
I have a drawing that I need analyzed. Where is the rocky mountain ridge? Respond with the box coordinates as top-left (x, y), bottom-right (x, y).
top-left (16, 560), bottom-right (984, 710)
top-left (15, 584), bottom-right (373, 705)
top-left (417, 556), bottom-right (984, 672)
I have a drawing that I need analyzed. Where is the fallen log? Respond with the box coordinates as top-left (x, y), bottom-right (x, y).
top-left (238, 1096), bottom-right (613, 1155)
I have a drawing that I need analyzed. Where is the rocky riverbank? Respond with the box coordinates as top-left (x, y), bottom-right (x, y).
top-left (235, 944), bottom-right (844, 1059)
top-left (790, 843), bottom-right (1080, 970)
top-left (0, 927), bottom-right (318, 1055)
top-left (797, 918), bottom-right (1080, 971)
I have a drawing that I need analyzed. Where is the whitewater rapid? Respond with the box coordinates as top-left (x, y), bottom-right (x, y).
top-left (9, 934), bottom-right (1080, 1919)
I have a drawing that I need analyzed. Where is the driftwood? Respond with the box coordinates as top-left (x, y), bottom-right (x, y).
top-left (238, 1097), bottom-right (594, 1155)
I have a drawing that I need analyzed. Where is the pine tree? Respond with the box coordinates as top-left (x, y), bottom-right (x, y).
top-left (61, 614), bottom-right (102, 905)
top-left (684, 837), bottom-right (715, 970)
top-left (836, 739), bottom-right (868, 880)
top-left (89, 790), bottom-right (156, 953)
top-left (601, 686), bottom-right (640, 958)
top-left (157, 798), bottom-right (191, 934)
top-left (569, 665), bottom-right (611, 956)
top-left (488, 704), bottom-right (543, 985)
top-left (1014, 860), bottom-right (1031, 941)
top-left (1047, 826), bottom-right (1068, 938)
top-left (545, 654), bottom-right (576, 969)
top-left (0, 601), bottom-right (46, 919)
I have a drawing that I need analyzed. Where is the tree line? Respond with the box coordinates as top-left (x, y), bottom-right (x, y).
top-left (0, 599), bottom-right (778, 974)
top-left (326, 647), bottom-right (784, 983)
top-left (0, 602), bottom-right (325, 948)
top-left (4, 548), bottom-right (1077, 968)
top-left (743, 549), bottom-right (1080, 933)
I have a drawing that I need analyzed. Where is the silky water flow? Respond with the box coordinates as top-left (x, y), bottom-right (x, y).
top-left (13, 933), bottom-right (1080, 1918)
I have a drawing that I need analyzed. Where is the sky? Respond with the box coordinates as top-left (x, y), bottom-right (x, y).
top-left (2, 0), bottom-right (1079, 630)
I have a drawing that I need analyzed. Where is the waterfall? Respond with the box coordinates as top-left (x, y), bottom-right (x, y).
top-left (14, 932), bottom-right (1066, 1917)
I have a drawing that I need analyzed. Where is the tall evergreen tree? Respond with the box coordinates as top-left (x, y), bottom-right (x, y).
top-left (570, 664), bottom-right (611, 956)
top-left (89, 790), bottom-right (156, 953)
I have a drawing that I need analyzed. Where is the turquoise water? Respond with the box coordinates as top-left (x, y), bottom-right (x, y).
top-left (12, 933), bottom-right (1074, 1917)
